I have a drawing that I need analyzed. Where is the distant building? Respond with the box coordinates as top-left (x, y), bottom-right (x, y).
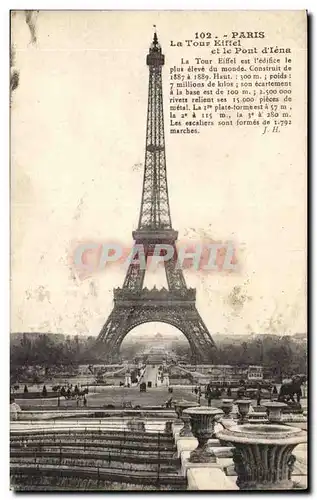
top-left (247, 365), bottom-right (264, 382)
top-left (184, 364), bottom-right (264, 384)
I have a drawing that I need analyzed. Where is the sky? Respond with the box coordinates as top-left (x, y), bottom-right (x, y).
top-left (11, 11), bottom-right (306, 338)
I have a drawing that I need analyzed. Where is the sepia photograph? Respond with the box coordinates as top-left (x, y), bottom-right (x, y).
top-left (10, 10), bottom-right (307, 492)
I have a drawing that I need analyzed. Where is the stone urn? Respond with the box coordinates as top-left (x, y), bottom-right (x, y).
top-left (183, 406), bottom-right (223, 463)
top-left (264, 402), bottom-right (287, 423)
top-left (236, 399), bottom-right (252, 424)
top-left (174, 401), bottom-right (197, 437)
top-left (216, 423), bottom-right (307, 490)
top-left (221, 399), bottom-right (234, 417)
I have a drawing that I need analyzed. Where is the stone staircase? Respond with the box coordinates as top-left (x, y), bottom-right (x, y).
top-left (10, 420), bottom-right (187, 491)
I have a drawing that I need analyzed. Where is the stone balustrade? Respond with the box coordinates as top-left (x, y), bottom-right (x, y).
top-left (187, 467), bottom-right (238, 490)
top-left (16, 408), bottom-right (176, 421)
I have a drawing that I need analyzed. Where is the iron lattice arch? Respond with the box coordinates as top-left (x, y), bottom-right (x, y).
top-left (96, 299), bottom-right (216, 363)
top-left (95, 33), bottom-right (217, 363)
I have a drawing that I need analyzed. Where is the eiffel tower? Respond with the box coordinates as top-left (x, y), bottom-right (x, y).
top-left (96, 32), bottom-right (217, 363)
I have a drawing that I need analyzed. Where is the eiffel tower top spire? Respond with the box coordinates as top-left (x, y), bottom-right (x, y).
top-left (151, 26), bottom-right (159, 49)
top-left (148, 27), bottom-right (162, 63)
top-left (134, 33), bottom-right (176, 241)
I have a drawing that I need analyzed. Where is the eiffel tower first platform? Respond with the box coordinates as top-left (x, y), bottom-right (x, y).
top-left (96, 33), bottom-right (217, 363)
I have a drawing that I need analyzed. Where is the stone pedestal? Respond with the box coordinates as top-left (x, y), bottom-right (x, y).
top-left (176, 437), bottom-right (197, 458)
top-left (216, 423), bottom-right (307, 490)
top-left (187, 467), bottom-right (239, 490)
top-left (183, 406), bottom-right (223, 463)
top-left (235, 399), bottom-right (252, 424)
top-left (181, 450), bottom-right (221, 476)
top-left (175, 401), bottom-right (197, 437)
top-left (264, 402), bottom-right (287, 423)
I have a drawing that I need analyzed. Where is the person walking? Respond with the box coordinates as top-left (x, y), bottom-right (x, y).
top-left (272, 385), bottom-right (278, 401)
top-left (197, 386), bottom-right (202, 405)
top-left (256, 385), bottom-right (262, 406)
top-left (165, 396), bottom-right (173, 408)
top-left (10, 395), bottom-right (21, 421)
top-left (206, 382), bottom-right (212, 407)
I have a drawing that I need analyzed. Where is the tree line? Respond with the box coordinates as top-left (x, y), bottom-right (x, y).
top-left (10, 333), bottom-right (307, 382)
top-left (171, 334), bottom-right (307, 380)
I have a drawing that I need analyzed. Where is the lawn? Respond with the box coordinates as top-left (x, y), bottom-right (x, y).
top-left (17, 386), bottom-right (200, 410)
top-left (16, 385), bottom-right (307, 412)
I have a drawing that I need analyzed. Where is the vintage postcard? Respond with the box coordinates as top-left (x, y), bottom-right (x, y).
top-left (10, 10), bottom-right (307, 491)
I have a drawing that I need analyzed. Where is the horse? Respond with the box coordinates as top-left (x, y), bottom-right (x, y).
top-left (278, 375), bottom-right (306, 404)
top-left (61, 386), bottom-right (89, 400)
